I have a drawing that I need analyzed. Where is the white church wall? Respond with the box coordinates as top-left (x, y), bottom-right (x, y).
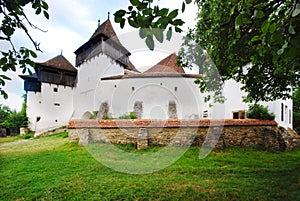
top-left (27, 83), bottom-right (74, 134)
top-left (213, 79), bottom-right (293, 128)
top-left (95, 77), bottom-right (204, 120)
top-left (72, 53), bottom-right (125, 119)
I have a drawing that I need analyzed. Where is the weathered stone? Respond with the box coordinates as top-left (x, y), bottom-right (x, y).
top-left (98, 102), bottom-right (109, 119)
top-left (137, 128), bottom-right (148, 150)
top-left (133, 101), bottom-right (143, 119)
top-left (168, 101), bottom-right (177, 119)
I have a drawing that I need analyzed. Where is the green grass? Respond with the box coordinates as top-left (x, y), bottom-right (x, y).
top-left (0, 133), bottom-right (299, 201)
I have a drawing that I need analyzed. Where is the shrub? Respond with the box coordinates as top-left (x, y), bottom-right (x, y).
top-left (246, 104), bottom-right (275, 120)
top-left (119, 112), bottom-right (137, 119)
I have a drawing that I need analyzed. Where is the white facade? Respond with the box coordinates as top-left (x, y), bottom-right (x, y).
top-left (95, 76), bottom-right (204, 119)
top-left (27, 83), bottom-right (74, 134)
top-left (72, 53), bottom-right (124, 119)
top-left (213, 79), bottom-right (293, 128)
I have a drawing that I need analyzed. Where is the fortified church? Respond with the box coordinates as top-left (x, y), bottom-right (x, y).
top-left (20, 19), bottom-right (293, 135)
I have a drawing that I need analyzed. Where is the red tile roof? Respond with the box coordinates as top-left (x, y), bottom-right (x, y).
top-left (36, 55), bottom-right (77, 72)
top-left (144, 53), bottom-right (185, 74)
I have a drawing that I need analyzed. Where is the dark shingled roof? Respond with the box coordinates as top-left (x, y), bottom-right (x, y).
top-left (91, 19), bottom-right (122, 45)
top-left (36, 55), bottom-right (77, 72)
top-left (144, 53), bottom-right (185, 74)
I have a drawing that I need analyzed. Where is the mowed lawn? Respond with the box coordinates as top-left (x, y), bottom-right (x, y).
top-left (0, 133), bottom-right (299, 201)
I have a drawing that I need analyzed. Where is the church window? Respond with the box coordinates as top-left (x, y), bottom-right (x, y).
top-left (132, 86), bottom-right (135, 91)
top-left (53, 87), bottom-right (58, 92)
top-left (174, 86), bottom-right (178, 92)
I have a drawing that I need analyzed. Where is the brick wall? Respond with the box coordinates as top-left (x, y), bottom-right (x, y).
top-left (68, 119), bottom-right (299, 151)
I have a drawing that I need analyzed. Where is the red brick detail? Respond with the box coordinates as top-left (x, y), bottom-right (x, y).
top-left (68, 119), bottom-right (277, 129)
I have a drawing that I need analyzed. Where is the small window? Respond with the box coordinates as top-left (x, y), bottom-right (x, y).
top-left (174, 87), bottom-right (178, 92)
top-left (233, 112), bottom-right (239, 119)
top-left (114, 84), bottom-right (117, 88)
top-left (54, 103), bottom-right (60, 106)
top-left (160, 83), bottom-right (163, 86)
top-left (203, 110), bottom-right (208, 118)
top-left (55, 120), bottom-right (58, 122)
top-left (132, 86), bottom-right (135, 91)
top-left (36, 117), bottom-right (41, 122)
top-left (53, 87), bottom-right (58, 92)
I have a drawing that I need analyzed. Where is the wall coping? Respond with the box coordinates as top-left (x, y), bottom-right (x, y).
top-left (68, 119), bottom-right (277, 129)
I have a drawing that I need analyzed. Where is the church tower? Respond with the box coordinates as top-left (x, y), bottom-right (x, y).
top-left (72, 18), bottom-right (138, 119)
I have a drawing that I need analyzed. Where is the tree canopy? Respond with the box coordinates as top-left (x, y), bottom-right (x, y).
top-left (115, 0), bottom-right (300, 103)
top-left (0, 0), bottom-right (49, 99)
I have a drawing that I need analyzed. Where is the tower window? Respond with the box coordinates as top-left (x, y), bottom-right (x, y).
top-left (53, 87), bottom-right (58, 92)
top-left (174, 87), bottom-right (178, 92)
top-left (54, 103), bottom-right (60, 106)
top-left (132, 87), bottom-right (135, 91)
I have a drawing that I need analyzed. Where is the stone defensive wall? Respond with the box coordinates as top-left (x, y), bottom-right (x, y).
top-left (68, 119), bottom-right (300, 151)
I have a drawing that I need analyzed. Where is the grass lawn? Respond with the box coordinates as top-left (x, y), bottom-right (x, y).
top-left (0, 132), bottom-right (299, 201)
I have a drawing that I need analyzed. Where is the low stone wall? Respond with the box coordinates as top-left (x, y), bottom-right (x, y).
top-left (68, 119), bottom-right (300, 151)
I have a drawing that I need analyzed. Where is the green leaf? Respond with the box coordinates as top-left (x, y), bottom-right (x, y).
top-left (153, 29), bottom-right (164, 43)
top-left (261, 20), bottom-right (270, 34)
top-left (43, 11), bottom-right (49, 19)
top-left (158, 8), bottom-right (169, 16)
top-left (269, 23), bottom-right (276, 33)
top-left (0, 75), bottom-right (11, 80)
top-left (254, 10), bottom-right (264, 18)
top-left (168, 9), bottom-right (178, 19)
top-left (130, 0), bottom-right (141, 6)
top-left (251, 35), bottom-right (261, 42)
top-left (35, 7), bottom-right (41, 15)
top-left (139, 28), bottom-right (148, 39)
top-left (235, 14), bottom-right (243, 29)
top-left (185, 0), bottom-right (192, 4)
top-left (128, 19), bottom-right (139, 28)
top-left (182, 2), bottom-right (186, 13)
top-left (146, 35), bottom-right (154, 50)
top-left (2, 27), bottom-right (14, 37)
top-left (114, 10), bottom-right (126, 17)
top-left (173, 19), bottom-right (185, 26)
top-left (288, 24), bottom-right (296, 34)
top-left (115, 16), bottom-right (123, 23)
top-left (29, 50), bottom-right (37, 58)
top-left (175, 27), bottom-right (182, 33)
top-left (166, 27), bottom-right (172, 41)
top-left (120, 18), bottom-right (125, 28)
top-left (42, 1), bottom-right (49, 10)
top-left (292, 3), bottom-right (300, 17)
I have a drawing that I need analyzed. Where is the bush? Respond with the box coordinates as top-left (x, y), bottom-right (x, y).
top-left (246, 104), bottom-right (275, 120)
top-left (119, 112), bottom-right (137, 119)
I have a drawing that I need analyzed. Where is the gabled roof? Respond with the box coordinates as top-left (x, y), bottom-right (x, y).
top-left (36, 55), bottom-right (77, 73)
top-left (144, 53), bottom-right (185, 74)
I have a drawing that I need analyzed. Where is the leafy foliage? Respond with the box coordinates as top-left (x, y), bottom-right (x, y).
top-left (196, 0), bottom-right (300, 102)
top-left (246, 104), bottom-right (275, 120)
top-left (118, 0), bottom-right (300, 103)
top-left (119, 112), bottom-right (137, 119)
top-left (0, 0), bottom-right (49, 99)
top-left (0, 95), bottom-right (28, 131)
top-left (293, 86), bottom-right (300, 133)
top-left (114, 0), bottom-right (193, 50)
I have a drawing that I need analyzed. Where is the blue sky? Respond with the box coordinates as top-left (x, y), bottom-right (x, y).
top-left (0, 0), bottom-right (197, 111)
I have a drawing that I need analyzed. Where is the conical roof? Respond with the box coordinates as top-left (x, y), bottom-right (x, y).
top-left (144, 53), bottom-right (185, 74)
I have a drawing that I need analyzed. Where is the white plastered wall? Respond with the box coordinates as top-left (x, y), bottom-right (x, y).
top-left (72, 53), bottom-right (124, 119)
top-left (26, 83), bottom-right (74, 134)
top-left (95, 77), bottom-right (204, 119)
